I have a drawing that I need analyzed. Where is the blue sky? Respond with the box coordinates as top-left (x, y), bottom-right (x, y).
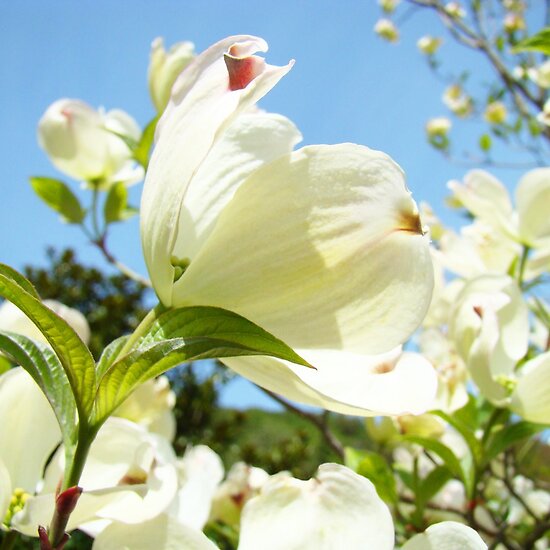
top-left (0, 1), bottom-right (543, 409)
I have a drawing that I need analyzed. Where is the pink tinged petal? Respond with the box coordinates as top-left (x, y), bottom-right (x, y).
top-left (238, 463), bottom-right (394, 550)
top-left (174, 144), bottom-right (433, 355)
top-left (401, 521), bottom-right (487, 549)
top-left (140, 35), bottom-right (293, 306)
top-left (92, 515), bottom-right (219, 550)
top-left (224, 49), bottom-right (266, 91)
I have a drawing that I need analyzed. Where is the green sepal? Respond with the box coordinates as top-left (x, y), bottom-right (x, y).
top-left (0, 265), bottom-right (96, 420)
top-left (29, 176), bottom-right (85, 224)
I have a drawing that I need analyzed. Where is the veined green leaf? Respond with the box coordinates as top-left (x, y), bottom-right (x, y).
top-left (0, 268), bottom-right (95, 419)
top-left (512, 27), bottom-right (550, 54)
top-left (96, 336), bottom-right (129, 379)
top-left (29, 177), bottom-right (85, 224)
top-left (92, 306), bottom-right (312, 426)
top-left (0, 264), bottom-right (40, 299)
top-left (138, 306), bottom-right (312, 368)
top-left (485, 421), bottom-right (549, 464)
top-left (0, 331), bottom-right (77, 447)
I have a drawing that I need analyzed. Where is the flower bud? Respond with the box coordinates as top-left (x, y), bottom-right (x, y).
top-left (38, 99), bottom-right (142, 187)
top-left (503, 12), bottom-right (526, 33)
top-left (536, 98), bottom-right (550, 127)
top-left (528, 60), bottom-right (550, 89)
top-left (417, 36), bottom-right (443, 55)
top-left (443, 84), bottom-right (473, 117)
top-left (148, 38), bottom-right (195, 113)
top-left (483, 101), bottom-right (507, 125)
top-left (374, 18), bottom-right (399, 43)
top-left (444, 2), bottom-right (466, 18)
top-left (426, 117), bottom-right (451, 138)
top-left (378, 0), bottom-right (400, 13)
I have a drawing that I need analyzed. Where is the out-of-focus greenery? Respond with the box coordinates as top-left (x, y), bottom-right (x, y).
top-left (24, 248), bottom-right (149, 359)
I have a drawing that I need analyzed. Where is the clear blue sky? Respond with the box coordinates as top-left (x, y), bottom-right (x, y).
top-left (0, 1), bottom-right (542, 409)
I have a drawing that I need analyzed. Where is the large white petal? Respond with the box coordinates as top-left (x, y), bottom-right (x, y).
top-left (238, 463), bottom-right (394, 550)
top-left (224, 349), bottom-right (437, 416)
top-left (92, 515), bottom-right (219, 550)
top-left (510, 351), bottom-right (550, 424)
top-left (401, 521), bottom-right (487, 549)
top-left (12, 485), bottom-right (147, 536)
top-left (170, 445), bottom-right (224, 530)
top-left (0, 368), bottom-right (60, 492)
top-left (516, 167), bottom-right (550, 246)
top-left (447, 170), bottom-right (516, 238)
top-left (175, 144), bottom-right (433, 355)
top-left (173, 112), bottom-right (302, 261)
top-left (141, 35), bottom-right (293, 306)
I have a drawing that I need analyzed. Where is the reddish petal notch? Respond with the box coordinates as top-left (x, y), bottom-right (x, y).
top-left (224, 47), bottom-right (266, 91)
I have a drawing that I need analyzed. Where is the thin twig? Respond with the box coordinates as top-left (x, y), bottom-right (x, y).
top-left (257, 386), bottom-right (345, 460)
top-left (92, 235), bottom-right (151, 287)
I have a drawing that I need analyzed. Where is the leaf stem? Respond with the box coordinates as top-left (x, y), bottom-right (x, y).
top-left (47, 426), bottom-right (96, 548)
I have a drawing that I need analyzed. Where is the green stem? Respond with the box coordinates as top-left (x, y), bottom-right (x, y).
top-left (0, 531), bottom-right (19, 550)
top-left (517, 245), bottom-right (530, 287)
top-left (116, 304), bottom-right (165, 359)
top-left (90, 188), bottom-right (101, 240)
top-left (48, 428), bottom-right (96, 548)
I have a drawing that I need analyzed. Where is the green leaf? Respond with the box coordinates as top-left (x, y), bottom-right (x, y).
top-left (402, 435), bottom-right (465, 485)
top-left (92, 306), bottom-right (312, 426)
top-left (512, 27), bottom-right (550, 55)
top-left (29, 177), bottom-right (85, 224)
top-left (0, 266), bottom-right (96, 419)
top-left (104, 182), bottom-right (138, 224)
top-left (417, 465), bottom-right (453, 509)
top-left (0, 331), bottom-right (77, 446)
top-left (344, 447), bottom-right (397, 504)
top-left (485, 421), bottom-right (549, 463)
top-left (96, 336), bottom-right (129, 379)
top-left (431, 409), bottom-right (482, 466)
top-left (138, 307), bottom-right (313, 367)
top-left (479, 133), bottom-right (492, 152)
top-left (133, 116), bottom-right (158, 169)
top-left (0, 355), bottom-right (11, 374)
top-left (0, 264), bottom-right (40, 299)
